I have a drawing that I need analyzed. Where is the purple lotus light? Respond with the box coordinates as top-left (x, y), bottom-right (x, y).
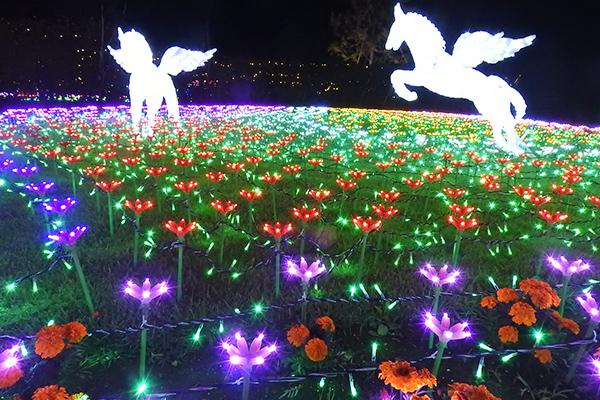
top-left (48, 225), bottom-right (87, 247)
top-left (25, 181), bottom-right (55, 197)
top-left (424, 312), bottom-right (471, 344)
top-left (124, 278), bottom-right (169, 306)
top-left (11, 165), bottom-right (38, 176)
top-left (42, 197), bottom-right (77, 214)
top-left (577, 292), bottom-right (600, 323)
top-left (287, 257), bottom-right (326, 284)
top-left (0, 159), bottom-right (14, 169)
top-left (222, 332), bottom-right (276, 373)
top-left (547, 255), bottom-right (591, 276)
top-left (0, 344), bottom-right (20, 370)
top-left (419, 263), bottom-right (460, 287)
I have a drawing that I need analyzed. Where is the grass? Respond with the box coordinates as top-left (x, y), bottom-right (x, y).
top-left (0, 105), bottom-right (599, 399)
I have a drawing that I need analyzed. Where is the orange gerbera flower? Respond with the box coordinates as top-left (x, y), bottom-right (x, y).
top-left (315, 316), bottom-right (335, 332)
top-left (496, 288), bottom-right (519, 303)
top-left (378, 361), bottom-right (437, 393)
top-left (63, 322), bottom-right (87, 343)
top-left (305, 338), bottom-right (328, 362)
top-left (448, 382), bottom-right (501, 400)
top-left (287, 324), bottom-right (310, 347)
top-left (519, 279), bottom-right (560, 309)
top-left (534, 349), bottom-right (552, 364)
top-left (549, 311), bottom-right (580, 335)
top-left (480, 296), bottom-right (497, 309)
top-left (509, 302), bottom-right (537, 326)
top-left (35, 325), bottom-right (66, 359)
top-left (498, 325), bottom-right (519, 343)
top-left (32, 385), bottom-right (71, 400)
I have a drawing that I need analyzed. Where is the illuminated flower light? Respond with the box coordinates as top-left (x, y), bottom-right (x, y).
top-left (48, 226), bottom-right (88, 247)
top-left (448, 203), bottom-right (475, 216)
top-left (447, 215), bottom-right (479, 231)
top-left (96, 180), bottom-right (123, 193)
top-left (121, 156), bottom-right (141, 167)
top-left (443, 187), bottom-right (465, 199)
top-left (352, 216), bottom-right (383, 233)
top-left (292, 206), bottom-right (321, 222)
top-left (547, 255), bottom-right (591, 276)
top-left (424, 312), bottom-right (471, 344)
top-left (550, 183), bottom-right (574, 195)
top-left (82, 165), bottom-right (106, 178)
top-left (262, 222), bottom-right (294, 240)
top-left (11, 165), bottom-right (38, 176)
top-left (282, 164), bottom-right (301, 174)
top-left (419, 263), bottom-right (460, 287)
top-left (403, 177), bottom-right (424, 189)
top-left (222, 332), bottom-right (276, 373)
top-left (211, 200), bottom-right (238, 215)
top-left (124, 199), bottom-right (154, 215)
top-left (205, 171), bottom-right (226, 182)
top-left (372, 204), bottom-right (399, 219)
top-left (577, 293), bottom-right (600, 323)
top-left (336, 178), bottom-right (357, 190)
top-left (287, 257), bottom-right (326, 284)
top-left (239, 188), bottom-right (263, 202)
top-left (0, 344), bottom-right (23, 389)
top-left (528, 195), bottom-right (552, 207)
top-left (42, 197), bottom-right (77, 214)
top-left (124, 278), bottom-right (169, 306)
top-left (164, 219), bottom-right (197, 238)
top-left (261, 172), bottom-right (282, 184)
top-left (174, 157), bottom-right (194, 167)
top-left (538, 209), bottom-right (568, 224)
top-left (588, 196), bottom-right (600, 207)
top-left (173, 180), bottom-right (199, 193)
top-left (1, 159), bottom-right (15, 169)
top-left (307, 188), bottom-right (331, 202)
top-left (25, 181), bottom-right (55, 197)
top-left (378, 190), bottom-right (401, 202)
top-left (512, 185), bottom-right (536, 199)
top-left (145, 166), bottom-right (168, 177)
top-left (349, 170), bottom-right (367, 179)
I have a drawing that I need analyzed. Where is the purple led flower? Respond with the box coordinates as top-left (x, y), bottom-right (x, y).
top-left (577, 292), bottom-right (600, 323)
top-left (419, 263), bottom-right (460, 287)
top-left (42, 197), bottom-right (77, 214)
top-left (11, 165), bottom-right (38, 176)
top-left (124, 278), bottom-right (169, 306)
top-left (222, 332), bottom-right (276, 373)
top-left (48, 225), bottom-right (87, 247)
top-left (0, 344), bottom-right (20, 370)
top-left (287, 257), bottom-right (326, 284)
top-left (25, 181), bottom-right (55, 197)
top-left (424, 312), bottom-right (471, 344)
top-left (0, 159), bottom-right (14, 169)
top-left (547, 255), bottom-right (591, 276)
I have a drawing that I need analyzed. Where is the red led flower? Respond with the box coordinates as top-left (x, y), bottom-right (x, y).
top-left (371, 204), bottom-right (399, 219)
top-left (226, 162), bottom-right (245, 172)
top-left (443, 187), bottom-right (465, 199)
top-left (262, 222), bottom-right (294, 240)
top-left (206, 171), bottom-right (226, 182)
top-left (529, 195), bottom-right (552, 207)
top-left (239, 188), bottom-right (263, 202)
top-left (449, 203), bottom-right (475, 216)
top-left (336, 178), bottom-right (357, 190)
top-left (447, 215), bottom-right (479, 231)
top-left (480, 174), bottom-right (500, 190)
top-left (211, 200), bottom-right (238, 215)
top-left (82, 166), bottom-right (106, 178)
top-left (96, 180), bottom-right (122, 193)
top-left (532, 159), bottom-right (547, 168)
top-left (551, 183), bottom-right (574, 195)
top-left (246, 156), bottom-right (263, 165)
top-left (282, 164), bottom-right (301, 174)
top-left (197, 150), bottom-right (215, 159)
top-left (422, 172), bottom-right (442, 182)
top-left (588, 196), bottom-right (600, 207)
top-left (403, 178), bottom-right (424, 189)
top-left (121, 157), bottom-right (141, 167)
top-left (330, 154), bottom-right (344, 162)
top-left (261, 172), bottom-right (283, 184)
top-left (538, 209), bottom-right (568, 224)
top-left (174, 157), bottom-right (194, 167)
top-left (307, 188), bottom-right (331, 202)
top-left (349, 170), bottom-right (367, 179)
top-left (146, 166), bottom-right (168, 177)
top-left (292, 206), bottom-right (321, 222)
top-left (174, 180), bottom-right (199, 193)
top-left (124, 199), bottom-right (154, 215)
top-left (378, 191), bottom-right (400, 202)
top-left (148, 151), bottom-right (166, 159)
top-left (352, 216), bottom-right (383, 233)
top-left (512, 185), bottom-right (535, 198)
top-left (375, 162), bottom-right (392, 171)
top-left (164, 219), bottom-right (197, 238)
top-left (308, 158), bottom-right (324, 166)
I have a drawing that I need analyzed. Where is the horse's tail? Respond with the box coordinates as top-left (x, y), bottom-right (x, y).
top-left (488, 75), bottom-right (527, 120)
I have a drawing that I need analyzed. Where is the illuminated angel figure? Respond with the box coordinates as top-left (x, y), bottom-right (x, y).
top-left (108, 27), bottom-right (216, 136)
top-left (386, 3), bottom-right (535, 154)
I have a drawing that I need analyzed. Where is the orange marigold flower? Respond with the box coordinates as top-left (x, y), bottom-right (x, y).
top-left (448, 382), bottom-right (501, 400)
top-left (287, 324), bottom-right (310, 347)
top-left (35, 325), bottom-right (66, 359)
top-left (549, 311), bottom-right (580, 335)
top-left (496, 288), bottom-right (519, 303)
top-left (0, 364), bottom-right (23, 389)
top-left (305, 338), bottom-right (328, 362)
top-left (411, 395), bottom-right (432, 400)
top-left (63, 322), bottom-right (87, 344)
top-left (480, 296), bottom-right (497, 309)
top-left (509, 302), bottom-right (537, 326)
top-left (534, 349), bottom-right (552, 364)
top-left (32, 385), bottom-right (71, 400)
top-left (315, 316), bottom-right (335, 332)
top-left (519, 279), bottom-right (560, 309)
top-left (378, 361), bottom-right (437, 393)
top-left (498, 325), bottom-right (519, 343)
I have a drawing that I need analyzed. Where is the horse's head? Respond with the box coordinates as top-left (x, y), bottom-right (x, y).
top-left (107, 27), bottom-right (154, 74)
top-left (385, 3), bottom-right (407, 51)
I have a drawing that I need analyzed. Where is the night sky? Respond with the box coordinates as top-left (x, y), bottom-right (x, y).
top-left (2, 0), bottom-right (599, 125)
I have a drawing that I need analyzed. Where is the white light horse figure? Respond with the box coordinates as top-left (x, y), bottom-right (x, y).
top-left (386, 3), bottom-right (535, 154)
top-left (108, 27), bottom-right (216, 136)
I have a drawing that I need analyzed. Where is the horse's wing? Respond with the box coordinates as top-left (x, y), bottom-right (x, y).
top-left (158, 47), bottom-right (217, 76)
top-left (452, 32), bottom-right (535, 68)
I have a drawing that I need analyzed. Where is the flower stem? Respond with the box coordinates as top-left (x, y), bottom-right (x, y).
top-left (177, 238), bottom-right (184, 301)
top-left (107, 192), bottom-right (114, 237)
top-left (566, 321), bottom-right (597, 382)
top-left (275, 239), bottom-right (281, 298)
top-left (359, 233), bottom-right (369, 276)
top-left (70, 246), bottom-right (95, 314)
top-left (432, 341), bottom-right (447, 377)
top-left (271, 189), bottom-right (277, 220)
top-left (299, 222), bottom-right (306, 257)
top-left (218, 225), bottom-right (225, 266)
top-left (139, 307), bottom-right (148, 379)
top-left (428, 286), bottom-right (442, 349)
top-left (133, 214), bottom-right (140, 266)
top-left (242, 373), bottom-right (251, 400)
top-left (451, 231), bottom-right (462, 266)
top-left (301, 283), bottom-right (308, 324)
top-left (558, 274), bottom-right (571, 316)
top-left (71, 170), bottom-right (77, 196)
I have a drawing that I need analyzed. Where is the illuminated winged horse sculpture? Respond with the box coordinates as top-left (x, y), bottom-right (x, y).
top-left (386, 3), bottom-right (535, 154)
top-left (108, 27), bottom-right (216, 135)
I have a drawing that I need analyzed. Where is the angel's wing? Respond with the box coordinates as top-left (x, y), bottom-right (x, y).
top-left (107, 45), bottom-right (137, 74)
top-left (158, 47), bottom-right (217, 76)
top-left (452, 32), bottom-right (535, 68)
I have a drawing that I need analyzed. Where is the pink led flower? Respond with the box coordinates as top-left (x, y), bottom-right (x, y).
top-left (577, 292), bottom-right (600, 323)
top-left (42, 197), bottom-right (77, 214)
top-left (419, 263), bottom-right (460, 287)
top-left (124, 278), bottom-right (169, 306)
top-left (287, 257), bottom-right (326, 284)
top-left (222, 332), bottom-right (277, 373)
top-left (547, 255), bottom-right (591, 276)
top-left (0, 344), bottom-right (23, 389)
top-left (48, 225), bottom-right (87, 247)
top-left (424, 312), bottom-right (471, 344)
